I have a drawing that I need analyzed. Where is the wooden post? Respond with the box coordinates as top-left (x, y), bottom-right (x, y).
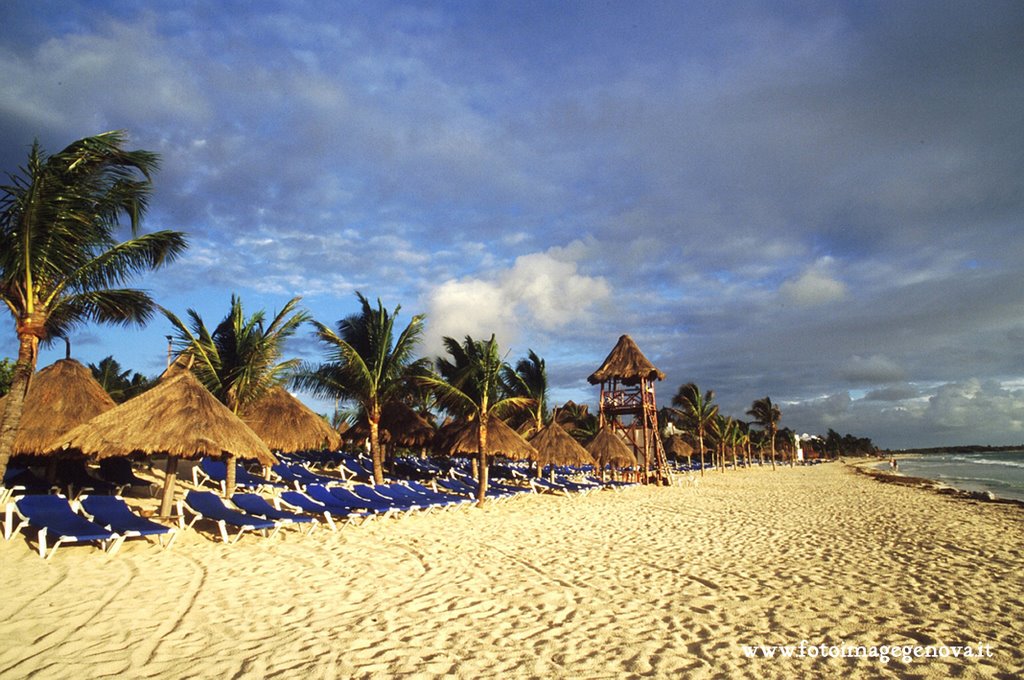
top-left (159, 455), bottom-right (179, 517)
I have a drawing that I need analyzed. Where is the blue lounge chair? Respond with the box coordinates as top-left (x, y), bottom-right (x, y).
top-left (347, 484), bottom-right (424, 514)
top-left (55, 458), bottom-right (118, 499)
top-left (231, 493), bottom-right (318, 535)
top-left (179, 491), bottom-right (281, 544)
top-left (3, 467), bottom-right (55, 501)
top-left (440, 477), bottom-right (520, 501)
top-left (278, 491), bottom-right (366, 530)
top-left (405, 481), bottom-right (474, 508)
top-left (271, 463), bottom-right (346, 490)
top-left (530, 477), bottom-right (572, 496)
top-left (554, 475), bottom-right (601, 494)
top-left (5, 494), bottom-right (124, 559)
top-left (339, 457), bottom-right (375, 481)
top-left (98, 458), bottom-right (157, 496)
top-left (193, 459), bottom-right (286, 495)
top-left (78, 495), bottom-right (178, 548)
top-left (375, 483), bottom-right (464, 511)
top-left (352, 484), bottom-right (428, 512)
top-left (307, 484), bottom-right (400, 518)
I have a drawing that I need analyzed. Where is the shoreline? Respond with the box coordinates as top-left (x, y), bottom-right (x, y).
top-left (2, 463), bottom-right (1021, 678)
top-left (847, 456), bottom-right (1024, 509)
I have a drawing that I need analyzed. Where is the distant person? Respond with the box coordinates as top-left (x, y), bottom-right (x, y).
top-left (890, 456), bottom-right (898, 471)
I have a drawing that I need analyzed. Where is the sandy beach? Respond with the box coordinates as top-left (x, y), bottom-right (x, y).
top-left (1, 462), bottom-right (1021, 679)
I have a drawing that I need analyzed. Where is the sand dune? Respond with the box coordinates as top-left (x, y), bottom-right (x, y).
top-left (1, 463), bottom-right (1021, 679)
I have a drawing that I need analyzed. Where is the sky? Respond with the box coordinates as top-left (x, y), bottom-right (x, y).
top-left (2, 0), bottom-right (1023, 449)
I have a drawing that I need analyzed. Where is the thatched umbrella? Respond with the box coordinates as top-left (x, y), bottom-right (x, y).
top-left (0, 358), bottom-right (116, 456)
top-left (529, 420), bottom-right (596, 474)
top-left (587, 426), bottom-right (638, 470)
top-left (349, 401), bottom-right (434, 449)
top-left (434, 413), bottom-right (538, 461)
top-left (241, 386), bottom-right (341, 452)
top-left (56, 371), bottom-right (276, 516)
top-left (587, 334), bottom-right (665, 386)
top-left (666, 435), bottom-right (694, 467)
top-left (157, 350), bottom-right (193, 382)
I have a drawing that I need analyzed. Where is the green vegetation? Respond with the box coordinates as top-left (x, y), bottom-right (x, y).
top-left (88, 355), bottom-right (153, 403)
top-left (0, 131), bottom-right (188, 481)
top-left (0, 358), bottom-right (14, 396)
top-left (163, 294), bottom-right (309, 494)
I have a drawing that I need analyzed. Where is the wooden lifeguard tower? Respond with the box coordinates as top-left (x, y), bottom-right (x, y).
top-left (587, 334), bottom-right (669, 484)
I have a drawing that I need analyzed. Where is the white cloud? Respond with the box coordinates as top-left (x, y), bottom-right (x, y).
top-left (840, 354), bottom-right (906, 384)
top-left (779, 258), bottom-right (847, 306)
top-left (0, 20), bottom-right (208, 133)
top-left (423, 242), bottom-right (611, 354)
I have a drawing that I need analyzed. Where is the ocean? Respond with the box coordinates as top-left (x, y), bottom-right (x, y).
top-left (895, 450), bottom-right (1024, 502)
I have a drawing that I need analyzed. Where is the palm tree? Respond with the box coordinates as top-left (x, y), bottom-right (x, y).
top-left (421, 334), bottom-right (531, 506)
top-left (292, 293), bottom-right (425, 485)
top-left (747, 396), bottom-right (781, 471)
top-left (554, 401), bottom-right (599, 444)
top-left (725, 417), bottom-right (743, 470)
top-left (671, 382), bottom-right (718, 477)
top-left (501, 349), bottom-right (549, 437)
top-left (736, 420), bottom-right (752, 468)
top-left (0, 131), bottom-right (187, 480)
top-left (163, 294), bottom-right (308, 494)
top-left (89, 355), bottom-right (153, 402)
top-left (711, 415), bottom-right (741, 473)
top-left (0, 358), bottom-right (15, 396)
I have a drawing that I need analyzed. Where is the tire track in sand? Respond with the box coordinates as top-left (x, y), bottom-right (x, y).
top-left (128, 549), bottom-right (208, 670)
top-left (0, 554), bottom-right (138, 677)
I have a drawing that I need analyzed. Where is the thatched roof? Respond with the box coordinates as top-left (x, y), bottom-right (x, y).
top-left (434, 413), bottom-right (538, 461)
top-left (587, 334), bottom-right (665, 385)
top-left (241, 386), bottom-right (341, 452)
top-left (348, 402), bottom-right (435, 447)
top-left (55, 371), bottom-right (276, 464)
top-left (666, 435), bottom-right (694, 458)
top-left (586, 426), bottom-right (638, 469)
top-left (0, 359), bottom-right (116, 455)
top-left (529, 420), bottom-right (596, 468)
top-left (157, 351), bottom-right (193, 382)
top-left (382, 402), bottom-right (434, 446)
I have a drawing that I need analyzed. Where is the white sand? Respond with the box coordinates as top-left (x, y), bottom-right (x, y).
top-left (1, 463), bottom-right (1021, 679)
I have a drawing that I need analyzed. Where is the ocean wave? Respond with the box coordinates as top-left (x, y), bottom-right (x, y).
top-left (944, 456), bottom-right (1024, 468)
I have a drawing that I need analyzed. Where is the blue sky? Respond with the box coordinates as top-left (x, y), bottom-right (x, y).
top-left (2, 1), bottom-right (1023, 448)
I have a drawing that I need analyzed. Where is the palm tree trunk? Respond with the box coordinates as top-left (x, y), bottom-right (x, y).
top-left (698, 432), bottom-right (705, 477)
top-left (223, 394), bottom-right (239, 497)
top-left (0, 331), bottom-right (41, 481)
top-left (159, 455), bottom-right (179, 517)
top-left (769, 433), bottom-right (776, 471)
top-left (476, 420), bottom-right (489, 507)
top-left (369, 415), bottom-right (384, 485)
top-left (224, 453), bottom-right (237, 497)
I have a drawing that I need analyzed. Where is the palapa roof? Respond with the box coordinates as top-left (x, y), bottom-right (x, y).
top-left (55, 371), bottom-right (276, 464)
top-left (434, 413), bottom-right (538, 461)
top-left (587, 334), bottom-right (665, 385)
top-left (348, 402), bottom-right (435, 447)
top-left (665, 435), bottom-right (694, 458)
top-left (241, 386), bottom-right (341, 452)
top-left (158, 351), bottom-right (193, 382)
top-left (529, 420), bottom-right (596, 468)
top-left (0, 359), bottom-right (116, 455)
top-left (586, 426), bottom-right (638, 469)
top-left (382, 402), bottom-right (434, 446)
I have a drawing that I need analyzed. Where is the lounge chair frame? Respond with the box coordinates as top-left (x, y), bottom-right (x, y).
top-left (4, 496), bottom-right (125, 560)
